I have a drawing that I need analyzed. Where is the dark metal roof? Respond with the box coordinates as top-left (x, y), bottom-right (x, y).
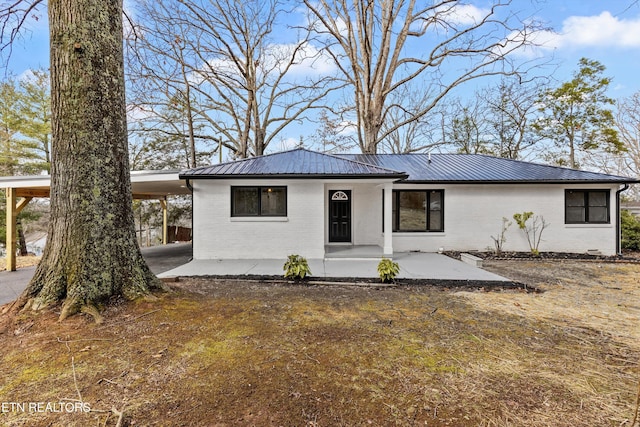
top-left (341, 153), bottom-right (639, 183)
top-left (180, 148), bottom-right (639, 184)
top-left (179, 148), bottom-right (407, 179)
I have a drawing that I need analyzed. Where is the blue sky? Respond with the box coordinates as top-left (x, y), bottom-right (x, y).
top-left (7, 1), bottom-right (640, 94)
top-left (5, 1), bottom-right (640, 152)
top-left (526, 0), bottom-right (640, 96)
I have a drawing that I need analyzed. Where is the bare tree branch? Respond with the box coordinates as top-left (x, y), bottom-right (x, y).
top-left (0, 0), bottom-right (45, 67)
top-left (304, 0), bottom-right (547, 153)
top-left (128, 0), bottom-right (340, 159)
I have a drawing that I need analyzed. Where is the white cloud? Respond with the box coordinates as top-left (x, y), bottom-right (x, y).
top-left (536, 11), bottom-right (640, 51)
top-left (271, 42), bottom-right (337, 76)
top-left (199, 41), bottom-right (336, 82)
top-left (443, 4), bottom-right (490, 26)
top-left (276, 137), bottom-right (302, 151)
top-left (126, 105), bottom-right (156, 123)
top-left (562, 11), bottom-right (640, 48)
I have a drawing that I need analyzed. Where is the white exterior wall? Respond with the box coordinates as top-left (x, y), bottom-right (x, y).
top-left (192, 179), bottom-right (325, 259)
top-left (191, 178), bottom-right (622, 258)
top-left (390, 183), bottom-right (621, 255)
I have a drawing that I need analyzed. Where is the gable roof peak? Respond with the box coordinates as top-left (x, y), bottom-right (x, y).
top-left (180, 147), bottom-right (406, 179)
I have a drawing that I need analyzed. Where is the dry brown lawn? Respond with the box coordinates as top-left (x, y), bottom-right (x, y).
top-left (475, 260), bottom-right (640, 349)
top-left (0, 259), bottom-right (638, 426)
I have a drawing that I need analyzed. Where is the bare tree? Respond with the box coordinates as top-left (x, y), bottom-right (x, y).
top-left (379, 82), bottom-right (443, 153)
top-left (126, 0), bottom-right (210, 168)
top-left (2, 0), bottom-right (164, 321)
top-left (617, 92), bottom-right (640, 178)
top-left (304, 0), bottom-right (543, 154)
top-left (436, 77), bottom-right (546, 159)
top-left (310, 109), bottom-right (357, 153)
top-left (129, 0), bottom-right (338, 159)
top-left (612, 92), bottom-right (640, 199)
top-left (482, 78), bottom-right (545, 160)
top-left (440, 96), bottom-right (492, 154)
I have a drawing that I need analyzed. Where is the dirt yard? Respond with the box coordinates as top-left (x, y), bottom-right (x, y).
top-left (0, 259), bottom-right (638, 426)
top-left (0, 255), bottom-right (41, 271)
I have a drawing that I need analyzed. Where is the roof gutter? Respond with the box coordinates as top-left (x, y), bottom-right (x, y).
top-left (616, 183), bottom-right (630, 255)
top-left (398, 179), bottom-right (640, 185)
top-left (178, 173), bottom-right (408, 180)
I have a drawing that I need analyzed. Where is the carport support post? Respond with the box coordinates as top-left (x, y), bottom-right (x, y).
top-left (159, 197), bottom-right (168, 245)
top-left (383, 182), bottom-right (393, 257)
top-left (5, 189), bottom-right (33, 271)
top-left (5, 188), bottom-right (16, 271)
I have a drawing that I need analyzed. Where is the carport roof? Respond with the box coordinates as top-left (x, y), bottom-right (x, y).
top-left (0, 169), bottom-right (191, 198)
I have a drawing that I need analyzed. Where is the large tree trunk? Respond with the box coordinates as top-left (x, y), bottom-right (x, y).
top-left (15, 0), bottom-right (164, 321)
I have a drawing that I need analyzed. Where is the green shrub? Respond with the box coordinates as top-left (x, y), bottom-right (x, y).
top-left (513, 211), bottom-right (549, 256)
top-left (283, 254), bottom-right (312, 281)
top-left (377, 258), bottom-right (399, 283)
top-left (621, 210), bottom-right (640, 251)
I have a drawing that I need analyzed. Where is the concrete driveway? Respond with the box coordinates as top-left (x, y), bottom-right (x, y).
top-left (0, 242), bottom-right (193, 306)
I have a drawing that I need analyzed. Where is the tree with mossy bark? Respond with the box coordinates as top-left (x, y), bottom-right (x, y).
top-left (1, 0), bottom-right (166, 321)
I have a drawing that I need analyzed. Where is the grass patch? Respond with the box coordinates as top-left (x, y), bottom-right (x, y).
top-left (0, 274), bottom-right (637, 426)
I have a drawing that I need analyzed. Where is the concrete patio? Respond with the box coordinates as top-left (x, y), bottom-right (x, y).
top-left (158, 251), bottom-right (508, 282)
top-left (1, 243), bottom-right (509, 306)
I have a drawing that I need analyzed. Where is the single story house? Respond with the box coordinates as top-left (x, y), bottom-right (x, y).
top-left (179, 148), bottom-right (639, 259)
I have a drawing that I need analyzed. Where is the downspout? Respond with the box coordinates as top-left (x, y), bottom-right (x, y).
top-left (616, 183), bottom-right (630, 255)
top-left (186, 178), bottom-right (194, 262)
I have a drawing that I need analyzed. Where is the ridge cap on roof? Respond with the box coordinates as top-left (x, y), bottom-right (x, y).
top-left (184, 147), bottom-right (307, 172)
top-left (184, 147), bottom-right (406, 175)
top-left (314, 149), bottom-right (405, 174)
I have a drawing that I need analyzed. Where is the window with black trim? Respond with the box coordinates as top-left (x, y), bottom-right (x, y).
top-left (231, 186), bottom-right (287, 217)
top-left (565, 189), bottom-right (610, 224)
top-left (391, 190), bottom-right (444, 232)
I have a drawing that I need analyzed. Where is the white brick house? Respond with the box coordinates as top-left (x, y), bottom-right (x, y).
top-left (180, 148), bottom-right (638, 259)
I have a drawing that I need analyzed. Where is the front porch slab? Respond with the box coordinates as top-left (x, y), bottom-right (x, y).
top-left (324, 245), bottom-right (384, 259)
top-left (158, 252), bottom-right (509, 282)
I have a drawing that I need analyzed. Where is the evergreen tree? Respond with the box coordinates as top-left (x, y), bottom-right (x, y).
top-left (533, 58), bottom-right (624, 168)
top-left (0, 78), bottom-right (39, 175)
top-left (19, 68), bottom-right (52, 174)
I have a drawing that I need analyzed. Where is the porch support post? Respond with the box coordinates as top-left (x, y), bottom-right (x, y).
top-left (383, 182), bottom-right (393, 257)
top-left (159, 197), bottom-right (168, 245)
top-left (5, 188), bottom-right (17, 271)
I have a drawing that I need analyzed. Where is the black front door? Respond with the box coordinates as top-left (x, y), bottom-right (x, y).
top-left (329, 190), bottom-right (351, 242)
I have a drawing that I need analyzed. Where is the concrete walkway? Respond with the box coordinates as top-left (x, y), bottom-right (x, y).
top-left (158, 252), bottom-right (508, 282)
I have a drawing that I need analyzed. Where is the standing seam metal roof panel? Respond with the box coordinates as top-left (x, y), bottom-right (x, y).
top-left (180, 148), bottom-right (407, 178)
top-left (342, 153), bottom-right (638, 183)
top-left (180, 148), bottom-right (638, 183)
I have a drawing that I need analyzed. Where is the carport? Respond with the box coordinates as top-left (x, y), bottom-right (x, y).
top-left (1, 170), bottom-right (191, 271)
